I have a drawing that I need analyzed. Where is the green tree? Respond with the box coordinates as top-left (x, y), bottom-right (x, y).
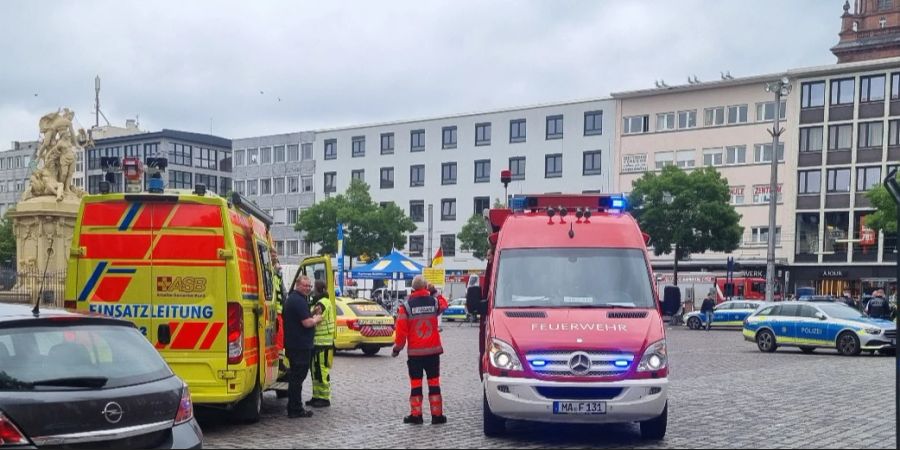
top-left (458, 214), bottom-right (490, 260)
top-left (864, 185), bottom-right (897, 235)
top-left (628, 165), bottom-right (743, 285)
top-left (0, 217), bottom-right (14, 265)
top-left (493, 198), bottom-right (504, 208)
top-left (296, 180), bottom-right (416, 264)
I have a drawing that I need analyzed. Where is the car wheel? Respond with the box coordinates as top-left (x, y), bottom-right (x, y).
top-left (233, 384), bottom-right (262, 424)
top-left (756, 330), bottom-right (777, 353)
top-left (483, 390), bottom-right (506, 437)
top-left (799, 346), bottom-right (815, 354)
top-left (687, 317), bottom-right (701, 330)
top-left (639, 402), bottom-right (667, 440)
top-left (361, 346), bottom-right (381, 356)
top-left (837, 332), bottom-right (861, 356)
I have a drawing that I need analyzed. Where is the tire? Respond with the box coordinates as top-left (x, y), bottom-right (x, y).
top-left (639, 402), bottom-right (668, 440)
top-left (756, 330), bottom-right (778, 353)
top-left (361, 346), bottom-right (381, 356)
top-left (482, 390), bottom-right (506, 437)
top-left (836, 332), bottom-right (861, 356)
top-left (233, 384), bottom-right (262, 424)
top-left (799, 346), bottom-right (816, 354)
top-left (687, 317), bottom-right (702, 330)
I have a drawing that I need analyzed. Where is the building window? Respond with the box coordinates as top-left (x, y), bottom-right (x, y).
top-left (352, 136), bottom-right (365, 157)
top-left (288, 176), bottom-right (299, 193)
top-left (726, 104), bottom-right (748, 124)
top-left (892, 73), bottom-right (900, 100)
top-left (795, 213), bottom-right (820, 257)
top-left (703, 148), bottom-right (724, 166)
top-left (301, 143), bottom-right (313, 160)
top-left (441, 199), bottom-right (456, 221)
top-left (756, 100), bottom-right (787, 121)
top-left (351, 169), bottom-right (365, 183)
top-left (545, 154), bottom-right (562, 178)
top-left (171, 143), bottom-right (192, 166)
top-left (800, 127), bottom-right (824, 152)
top-left (274, 241), bottom-right (285, 256)
top-left (408, 235), bottom-right (424, 257)
top-left (324, 139), bottom-right (337, 160)
top-left (752, 184), bottom-right (783, 204)
top-left (583, 151), bottom-right (602, 175)
top-left (442, 126), bottom-right (457, 149)
top-left (260, 178), bottom-right (272, 195)
top-left (260, 147), bottom-right (272, 165)
top-left (860, 75), bottom-right (886, 103)
top-left (656, 112), bottom-right (675, 131)
top-left (440, 234), bottom-right (456, 257)
top-left (509, 157), bottom-right (526, 181)
top-left (409, 164), bottom-right (425, 187)
top-left (546, 115), bottom-right (563, 139)
top-left (271, 209), bottom-right (286, 225)
top-left (730, 186), bottom-right (745, 205)
top-left (472, 196), bottom-right (491, 217)
top-left (409, 200), bottom-right (424, 223)
top-left (677, 110), bottom-right (697, 129)
top-left (288, 208), bottom-right (299, 225)
top-left (324, 172), bottom-right (336, 193)
top-left (510, 119), bottom-right (526, 143)
top-left (857, 166), bottom-right (882, 191)
top-left (858, 122), bottom-right (884, 148)
top-left (704, 107), bottom-right (725, 126)
top-left (725, 145), bottom-right (746, 165)
top-left (801, 81), bottom-right (826, 108)
top-left (827, 168), bottom-right (851, 193)
top-left (411, 129), bottom-right (426, 152)
top-left (381, 133), bottom-right (394, 155)
top-left (623, 115), bottom-right (649, 134)
top-left (246, 148), bottom-right (259, 165)
top-left (287, 240), bottom-right (300, 256)
top-left (195, 148), bottom-right (218, 169)
top-left (754, 143), bottom-right (785, 163)
top-left (247, 179), bottom-right (258, 196)
top-left (750, 227), bottom-right (782, 245)
top-left (890, 120), bottom-right (900, 146)
top-left (274, 145), bottom-right (286, 163)
top-left (302, 176), bottom-right (313, 192)
top-left (442, 162), bottom-right (457, 185)
top-left (831, 78), bottom-right (855, 105)
top-left (475, 123), bottom-right (491, 146)
top-left (584, 111), bottom-right (603, 135)
top-left (380, 167), bottom-right (394, 189)
top-left (474, 159), bottom-right (491, 183)
top-left (828, 124), bottom-right (853, 151)
top-left (654, 151), bottom-right (674, 169)
top-left (169, 170), bottom-right (192, 189)
top-left (144, 142), bottom-right (160, 157)
top-left (798, 170), bottom-right (821, 195)
top-left (288, 144), bottom-right (300, 161)
top-left (273, 177), bottom-right (285, 194)
top-left (878, 0), bottom-right (893, 10)
top-left (234, 180), bottom-right (246, 195)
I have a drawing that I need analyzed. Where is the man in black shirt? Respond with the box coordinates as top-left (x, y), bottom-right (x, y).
top-left (283, 275), bottom-right (322, 418)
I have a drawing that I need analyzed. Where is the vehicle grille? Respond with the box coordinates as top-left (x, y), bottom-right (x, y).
top-left (526, 350), bottom-right (634, 377)
top-left (504, 311), bottom-right (547, 318)
top-left (43, 430), bottom-right (170, 450)
top-left (884, 330), bottom-right (896, 340)
top-left (607, 311), bottom-right (648, 319)
top-left (535, 386), bottom-right (623, 400)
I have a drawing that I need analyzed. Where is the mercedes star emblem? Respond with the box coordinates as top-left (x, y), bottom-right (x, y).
top-left (568, 351), bottom-right (592, 375)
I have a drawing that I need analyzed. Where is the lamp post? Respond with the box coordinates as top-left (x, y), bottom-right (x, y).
top-left (764, 78), bottom-right (792, 303)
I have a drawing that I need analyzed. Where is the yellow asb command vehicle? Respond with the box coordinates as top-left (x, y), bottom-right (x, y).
top-left (334, 297), bottom-right (395, 356)
top-left (66, 186), bottom-right (297, 423)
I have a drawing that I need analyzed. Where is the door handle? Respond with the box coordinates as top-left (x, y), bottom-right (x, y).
top-left (158, 324), bottom-right (172, 345)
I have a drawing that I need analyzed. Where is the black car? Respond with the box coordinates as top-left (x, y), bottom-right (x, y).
top-left (0, 303), bottom-right (202, 449)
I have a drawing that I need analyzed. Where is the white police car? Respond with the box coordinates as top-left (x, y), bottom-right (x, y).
top-left (743, 301), bottom-right (896, 356)
top-left (684, 300), bottom-right (765, 330)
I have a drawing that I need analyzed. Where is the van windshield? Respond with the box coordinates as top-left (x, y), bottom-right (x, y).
top-left (494, 248), bottom-right (655, 309)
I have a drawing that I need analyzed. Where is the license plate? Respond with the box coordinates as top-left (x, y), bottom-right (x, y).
top-left (553, 401), bottom-right (606, 415)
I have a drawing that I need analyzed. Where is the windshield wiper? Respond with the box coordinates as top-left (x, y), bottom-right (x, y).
top-left (30, 377), bottom-right (109, 389)
top-left (569, 304), bottom-right (639, 309)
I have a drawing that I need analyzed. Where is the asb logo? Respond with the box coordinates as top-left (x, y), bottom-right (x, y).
top-left (157, 276), bottom-right (207, 293)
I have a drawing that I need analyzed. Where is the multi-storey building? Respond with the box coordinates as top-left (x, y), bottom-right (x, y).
top-left (0, 141), bottom-right (38, 217)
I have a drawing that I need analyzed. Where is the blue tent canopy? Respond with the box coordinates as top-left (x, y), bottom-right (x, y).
top-left (350, 249), bottom-right (424, 280)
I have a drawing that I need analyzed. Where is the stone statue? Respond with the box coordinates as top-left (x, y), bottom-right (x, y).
top-left (23, 108), bottom-right (90, 202)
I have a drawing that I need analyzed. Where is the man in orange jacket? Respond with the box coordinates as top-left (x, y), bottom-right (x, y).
top-left (392, 275), bottom-right (448, 425)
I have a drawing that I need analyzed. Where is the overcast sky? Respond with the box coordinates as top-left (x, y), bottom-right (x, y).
top-left (1, 0), bottom-right (843, 146)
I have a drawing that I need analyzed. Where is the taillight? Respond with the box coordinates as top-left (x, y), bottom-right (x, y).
top-left (174, 384), bottom-right (194, 425)
top-left (347, 319), bottom-right (361, 331)
top-left (64, 300), bottom-right (77, 310)
top-left (227, 302), bottom-right (243, 365)
top-left (0, 412), bottom-right (29, 446)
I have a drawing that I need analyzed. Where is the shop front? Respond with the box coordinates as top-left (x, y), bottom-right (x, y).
top-left (789, 265), bottom-right (897, 298)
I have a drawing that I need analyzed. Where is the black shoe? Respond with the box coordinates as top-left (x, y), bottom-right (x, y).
top-left (403, 415), bottom-right (424, 425)
top-left (308, 398), bottom-right (331, 408)
top-left (288, 410), bottom-right (313, 418)
top-left (431, 415), bottom-right (447, 425)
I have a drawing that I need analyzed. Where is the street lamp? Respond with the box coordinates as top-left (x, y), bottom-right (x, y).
top-left (763, 77), bottom-right (792, 302)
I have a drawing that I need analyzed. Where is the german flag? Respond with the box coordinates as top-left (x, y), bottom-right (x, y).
top-left (431, 248), bottom-right (444, 268)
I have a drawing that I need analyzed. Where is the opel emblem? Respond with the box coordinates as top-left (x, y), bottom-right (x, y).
top-left (102, 402), bottom-right (124, 424)
top-left (568, 351), bottom-right (592, 375)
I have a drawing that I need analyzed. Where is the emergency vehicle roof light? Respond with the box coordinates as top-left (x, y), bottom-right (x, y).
top-left (231, 191), bottom-right (274, 227)
top-left (512, 193), bottom-right (629, 213)
top-left (193, 184), bottom-right (207, 196)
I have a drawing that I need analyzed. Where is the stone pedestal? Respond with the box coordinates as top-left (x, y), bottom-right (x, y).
top-left (7, 196), bottom-right (80, 306)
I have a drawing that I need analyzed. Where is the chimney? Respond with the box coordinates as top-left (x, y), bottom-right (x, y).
top-left (126, 119), bottom-right (137, 129)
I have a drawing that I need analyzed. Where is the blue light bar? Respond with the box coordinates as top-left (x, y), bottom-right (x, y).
top-left (611, 199), bottom-right (625, 209)
top-left (614, 360), bottom-right (629, 368)
top-left (531, 360), bottom-right (547, 367)
top-left (510, 196), bottom-right (527, 211)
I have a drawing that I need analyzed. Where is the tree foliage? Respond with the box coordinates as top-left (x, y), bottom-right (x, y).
top-left (458, 214), bottom-right (490, 260)
top-left (296, 180), bottom-right (416, 260)
top-left (0, 216), bottom-right (14, 265)
top-left (864, 185), bottom-right (897, 235)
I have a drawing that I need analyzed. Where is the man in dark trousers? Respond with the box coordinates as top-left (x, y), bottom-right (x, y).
top-left (393, 275), bottom-right (448, 425)
top-left (283, 275), bottom-right (322, 418)
top-left (701, 291), bottom-right (716, 332)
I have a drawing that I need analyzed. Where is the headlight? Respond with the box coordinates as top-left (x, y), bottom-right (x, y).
top-left (864, 328), bottom-right (882, 335)
top-left (489, 338), bottom-right (523, 371)
top-left (637, 339), bottom-right (667, 372)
